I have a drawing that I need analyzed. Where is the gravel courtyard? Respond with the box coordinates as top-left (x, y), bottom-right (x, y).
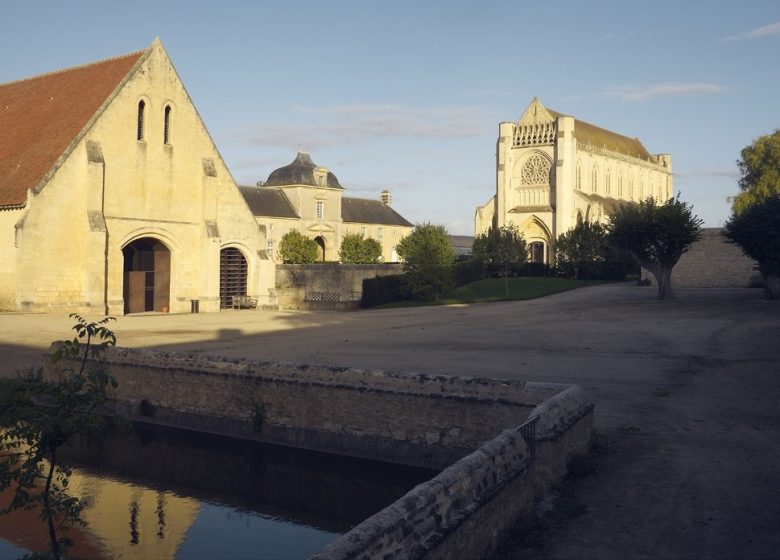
top-left (1, 283), bottom-right (778, 559)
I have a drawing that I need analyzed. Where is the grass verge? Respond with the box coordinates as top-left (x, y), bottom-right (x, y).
top-left (377, 277), bottom-right (605, 308)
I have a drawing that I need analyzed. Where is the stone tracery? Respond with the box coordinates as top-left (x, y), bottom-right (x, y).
top-left (520, 154), bottom-right (551, 185)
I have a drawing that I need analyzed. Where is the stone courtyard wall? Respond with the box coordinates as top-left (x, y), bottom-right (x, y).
top-left (275, 263), bottom-right (403, 310)
top-left (643, 228), bottom-right (758, 288)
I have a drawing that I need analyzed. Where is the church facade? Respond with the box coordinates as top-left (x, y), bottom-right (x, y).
top-left (0, 40), bottom-right (411, 314)
top-left (476, 98), bottom-right (673, 263)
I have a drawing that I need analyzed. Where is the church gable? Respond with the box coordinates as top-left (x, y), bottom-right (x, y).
top-left (513, 98), bottom-right (557, 147)
top-left (0, 50), bottom-right (144, 207)
top-left (511, 98), bottom-right (654, 161)
top-left (517, 98), bottom-right (556, 127)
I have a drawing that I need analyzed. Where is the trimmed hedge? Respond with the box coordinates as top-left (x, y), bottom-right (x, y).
top-left (453, 259), bottom-right (487, 286)
top-left (361, 274), bottom-right (411, 308)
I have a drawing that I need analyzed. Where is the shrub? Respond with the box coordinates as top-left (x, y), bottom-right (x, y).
top-left (453, 258), bottom-right (487, 286)
top-left (279, 230), bottom-right (318, 264)
top-left (472, 225), bottom-right (527, 279)
top-left (396, 223), bottom-right (454, 301)
top-left (339, 233), bottom-right (382, 264)
top-left (519, 262), bottom-right (555, 277)
top-left (361, 274), bottom-right (411, 308)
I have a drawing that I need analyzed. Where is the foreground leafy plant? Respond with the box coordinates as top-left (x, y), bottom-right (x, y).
top-left (0, 314), bottom-right (117, 559)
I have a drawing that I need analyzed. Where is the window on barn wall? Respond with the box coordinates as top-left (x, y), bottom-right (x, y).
top-left (137, 100), bottom-right (145, 141)
top-left (163, 105), bottom-right (172, 144)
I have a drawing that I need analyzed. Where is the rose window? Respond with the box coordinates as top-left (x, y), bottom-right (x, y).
top-left (520, 155), bottom-right (551, 185)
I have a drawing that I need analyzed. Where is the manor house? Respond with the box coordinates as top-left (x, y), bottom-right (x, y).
top-left (240, 151), bottom-right (412, 264)
top-left (476, 98), bottom-right (673, 263)
top-left (0, 39), bottom-right (412, 314)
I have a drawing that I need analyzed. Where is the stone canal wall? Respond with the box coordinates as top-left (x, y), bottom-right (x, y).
top-left (313, 385), bottom-right (594, 560)
top-left (46, 346), bottom-right (562, 469)
top-left (44, 346), bottom-right (594, 559)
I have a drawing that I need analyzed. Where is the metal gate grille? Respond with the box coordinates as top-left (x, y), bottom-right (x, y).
top-left (518, 416), bottom-right (538, 461)
top-left (220, 248), bottom-right (247, 309)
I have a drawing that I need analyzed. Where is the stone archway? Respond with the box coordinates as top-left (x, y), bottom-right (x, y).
top-left (122, 238), bottom-right (171, 314)
top-left (314, 236), bottom-right (326, 262)
top-left (220, 247), bottom-right (248, 309)
top-left (517, 216), bottom-right (553, 264)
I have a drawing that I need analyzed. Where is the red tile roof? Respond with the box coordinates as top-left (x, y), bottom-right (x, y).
top-left (0, 50), bottom-right (144, 207)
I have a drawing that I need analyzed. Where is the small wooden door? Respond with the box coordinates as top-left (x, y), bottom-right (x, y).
top-left (127, 271), bottom-right (147, 314)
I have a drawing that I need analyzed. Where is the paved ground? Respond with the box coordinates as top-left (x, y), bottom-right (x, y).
top-left (1, 283), bottom-right (779, 559)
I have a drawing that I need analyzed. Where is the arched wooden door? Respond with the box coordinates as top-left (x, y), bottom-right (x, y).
top-left (122, 238), bottom-right (170, 314)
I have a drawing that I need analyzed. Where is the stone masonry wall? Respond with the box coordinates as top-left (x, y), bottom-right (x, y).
top-left (312, 429), bottom-right (535, 560)
top-left (314, 388), bottom-right (595, 560)
top-left (45, 346), bottom-right (560, 468)
top-left (643, 228), bottom-right (758, 288)
top-left (275, 263), bottom-right (403, 310)
top-left (44, 347), bottom-right (594, 559)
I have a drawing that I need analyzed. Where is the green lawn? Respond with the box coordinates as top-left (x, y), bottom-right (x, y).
top-left (376, 277), bottom-right (605, 308)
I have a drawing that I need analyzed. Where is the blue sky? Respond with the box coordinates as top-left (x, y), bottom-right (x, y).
top-left (2, 1), bottom-right (778, 234)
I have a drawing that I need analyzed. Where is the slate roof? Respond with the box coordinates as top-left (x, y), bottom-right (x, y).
top-left (0, 50), bottom-right (144, 207)
top-left (264, 151), bottom-right (343, 189)
top-left (342, 197), bottom-right (413, 227)
top-left (548, 109), bottom-right (654, 161)
top-left (448, 235), bottom-right (475, 257)
top-left (238, 185), bottom-right (298, 219)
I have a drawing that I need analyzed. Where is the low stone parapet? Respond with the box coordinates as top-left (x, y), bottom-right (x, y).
top-left (43, 345), bottom-right (594, 558)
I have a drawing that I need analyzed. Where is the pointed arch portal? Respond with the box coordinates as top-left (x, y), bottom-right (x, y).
top-left (123, 238), bottom-right (170, 314)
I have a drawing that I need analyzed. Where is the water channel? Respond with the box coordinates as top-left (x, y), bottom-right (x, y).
top-left (0, 422), bottom-right (438, 559)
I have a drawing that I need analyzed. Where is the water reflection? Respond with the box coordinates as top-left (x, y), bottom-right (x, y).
top-left (0, 423), bottom-right (437, 559)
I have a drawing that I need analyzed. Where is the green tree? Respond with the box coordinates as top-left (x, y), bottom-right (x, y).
top-left (724, 195), bottom-right (780, 299)
top-left (279, 230), bottom-right (318, 264)
top-left (607, 196), bottom-right (703, 300)
top-left (0, 315), bottom-right (118, 560)
top-left (731, 130), bottom-right (780, 214)
top-left (396, 223), bottom-right (455, 300)
top-left (339, 233), bottom-right (382, 264)
top-left (556, 220), bottom-right (609, 279)
top-left (472, 225), bottom-right (526, 297)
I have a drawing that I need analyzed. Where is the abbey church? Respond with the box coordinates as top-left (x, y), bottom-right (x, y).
top-left (0, 39), bottom-right (412, 314)
top-left (476, 98), bottom-right (673, 263)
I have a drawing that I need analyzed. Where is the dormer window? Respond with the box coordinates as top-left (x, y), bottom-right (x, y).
top-left (314, 166), bottom-right (328, 187)
top-left (137, 100), bottom-right (145, 141)
top-left (163, 105), bottom-right (172, 145)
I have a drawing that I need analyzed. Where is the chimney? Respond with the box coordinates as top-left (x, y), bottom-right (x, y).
top-left (381, 190), bottom-right (392, 205)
